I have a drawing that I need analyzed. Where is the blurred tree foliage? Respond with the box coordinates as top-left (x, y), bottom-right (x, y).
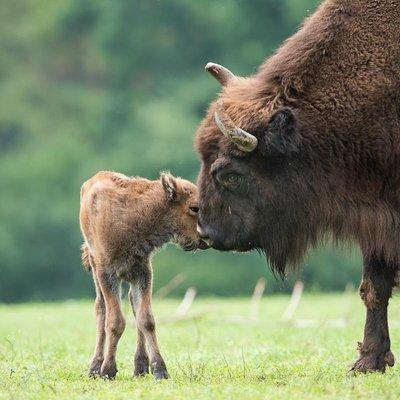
top-left (0, 0), bottom-right (362, 302)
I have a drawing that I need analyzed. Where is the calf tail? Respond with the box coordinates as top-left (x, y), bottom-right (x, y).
top-left (81, 243), bottom-right (92, 271)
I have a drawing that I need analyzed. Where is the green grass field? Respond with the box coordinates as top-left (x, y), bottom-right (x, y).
top-left (1, 293), bottom-right (400, 399)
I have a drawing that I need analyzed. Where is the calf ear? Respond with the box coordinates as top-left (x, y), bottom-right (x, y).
top-left (161, 173), bottom-right (178, 202)
top-left (262, 107), bottom-right (299, 156)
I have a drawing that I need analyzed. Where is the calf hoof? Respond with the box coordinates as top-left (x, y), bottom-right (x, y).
top-left (134, 358), bottom-right (150, 377)
top-left (88, 358), bottom-right (103, 377)
top-left (151, 361), bottom-right (169, 380)
top-left (350, 349), bottom-right (395, 373)
top-left (100, 362), bottom-right (118, 379)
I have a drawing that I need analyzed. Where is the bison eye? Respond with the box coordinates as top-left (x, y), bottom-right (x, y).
top-left (227, 174), bottom-right (238, 183)
top-left (224, 173), bottom-right (242, 185)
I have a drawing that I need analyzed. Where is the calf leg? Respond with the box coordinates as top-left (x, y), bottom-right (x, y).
top-left (351, 252), bottom-right (396, 373)
top-left (129, 286), bottom-right (150, 376)
top-left (96, 269), bottom-right (126, 379)
top-left (89, 271), bottom-right (106, 376)
top-left (130, 268), bottom-right (168, 379)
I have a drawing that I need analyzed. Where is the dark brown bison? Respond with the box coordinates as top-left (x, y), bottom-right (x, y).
top-left (195, 0), bottom-right (400, 373)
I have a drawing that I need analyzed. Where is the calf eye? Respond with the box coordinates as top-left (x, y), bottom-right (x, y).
top-left (189, 206), bottom-right (199, 215)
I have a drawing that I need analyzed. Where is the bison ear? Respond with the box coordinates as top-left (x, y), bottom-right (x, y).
top-left (262, 107), bottom-right (299, 156)
top-left (161, 172), bottom-right (178, 202)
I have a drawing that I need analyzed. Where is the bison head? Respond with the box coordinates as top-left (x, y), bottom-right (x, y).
top-left (196, 63), bottom-right (317, 273)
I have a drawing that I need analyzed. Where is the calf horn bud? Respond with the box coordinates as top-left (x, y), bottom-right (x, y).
top-left (205, 62), bottom-right (237, 86)
top-left (214, 102), bottom-right (258, 152)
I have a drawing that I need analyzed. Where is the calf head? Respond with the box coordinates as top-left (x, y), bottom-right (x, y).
top-left (161, 173), bottom-right (209, 251)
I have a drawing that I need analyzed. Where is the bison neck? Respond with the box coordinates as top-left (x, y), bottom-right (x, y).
top-left (261, 181), bottom-right (400, 274)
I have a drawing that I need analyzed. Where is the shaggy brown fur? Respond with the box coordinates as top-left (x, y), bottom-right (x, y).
top-left (195, 0), bottom-right (400, 373)
top-left (79, 171), bottom-right (206, 379)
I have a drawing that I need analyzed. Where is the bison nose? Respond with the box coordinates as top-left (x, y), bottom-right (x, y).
top-left (196, 224), bottom-right (207, 239)
top-left (197, 224), bottom-right (211, 244)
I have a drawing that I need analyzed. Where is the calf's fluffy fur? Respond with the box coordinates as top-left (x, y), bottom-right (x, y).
top-left (79, 171), bottom-right (207, 379)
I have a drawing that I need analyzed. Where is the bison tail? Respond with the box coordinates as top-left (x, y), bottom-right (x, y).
top-left (81, 243), bottom-right (92, 271)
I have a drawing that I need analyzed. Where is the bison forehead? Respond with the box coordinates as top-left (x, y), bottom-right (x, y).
top-left (195, 85), bottom-right (281, 162)
top-left (195, 112), bottom-right (227, 162)
top-left (195, 110), bottom-right (263, 164)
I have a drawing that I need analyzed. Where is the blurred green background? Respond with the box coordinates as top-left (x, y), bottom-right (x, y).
top-left (0, 0), bottom-right (362, 302)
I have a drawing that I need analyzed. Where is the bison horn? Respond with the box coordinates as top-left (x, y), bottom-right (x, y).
top-left (205, 62), bottom-right (237, 86)
top-left (214, 103), bottom-right (258, 152)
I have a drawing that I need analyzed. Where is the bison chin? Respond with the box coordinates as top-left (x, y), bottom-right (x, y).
top-left (212, 240), bottom-right (255, 253)
top-left (198, 224), bottom-right (258, 252)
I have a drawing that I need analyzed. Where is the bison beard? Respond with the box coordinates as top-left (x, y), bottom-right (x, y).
top-left (195, 0), bottom-right (400, 373)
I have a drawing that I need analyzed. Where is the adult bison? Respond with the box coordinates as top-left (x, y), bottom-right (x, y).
top-left (195, 0), bottom-right (400, 373)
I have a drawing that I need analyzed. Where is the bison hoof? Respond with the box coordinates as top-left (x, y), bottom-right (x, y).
top-left (153, 369), bottom-right (169, 380)
top-left (88, 368), bottom-right (101, 378)
top-left (88, 358), bottom-right (103, 377)
top-left (350, 350), bottom-right (395, 373)
top-left (100, 363), bottom-right (118, 379)
top-left (134, 357), bottom-right (150, 377)
top-left (151, 361), bottom-right (169, 380)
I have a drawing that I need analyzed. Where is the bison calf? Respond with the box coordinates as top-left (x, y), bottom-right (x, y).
top-left (79, 171), bottom-right (207, 379)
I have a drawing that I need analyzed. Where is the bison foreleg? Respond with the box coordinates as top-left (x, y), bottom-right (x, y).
top-left (351, 252), bottom-right (396, 373)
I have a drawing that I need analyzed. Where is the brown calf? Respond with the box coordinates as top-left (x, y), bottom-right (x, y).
top-left (79, 171), bottom-right (207, 379)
